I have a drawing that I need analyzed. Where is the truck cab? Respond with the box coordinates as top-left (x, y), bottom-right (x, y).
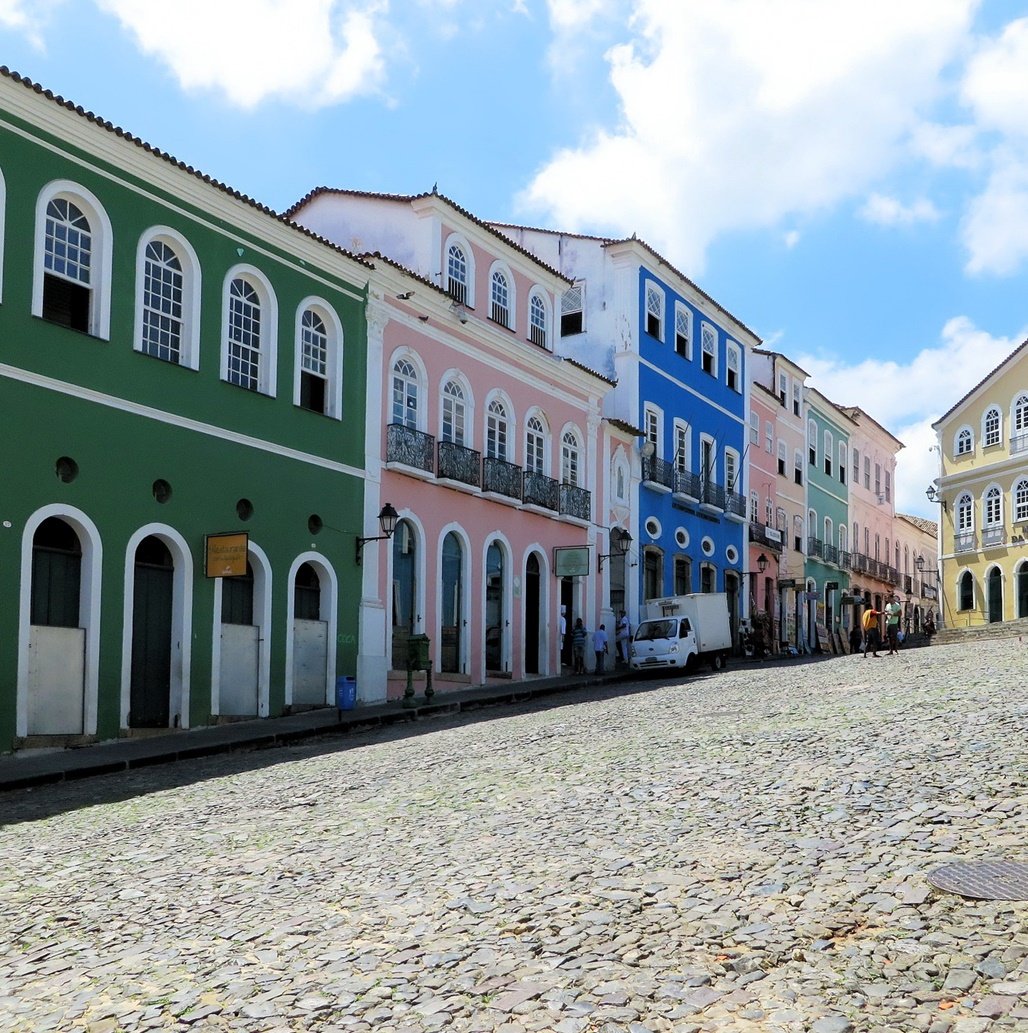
top-left (630, 615), bottom-right (697, 671)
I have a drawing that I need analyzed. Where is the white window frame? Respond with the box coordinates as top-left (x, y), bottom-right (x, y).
top-left (561, 428), bottom-right (582, 486)
top-left (440, 374), bottom-right (471, 446)
top-left (674, 301), bottom-right (691, 358)
top-left (1013, 394), bottom-right (1028, 436)
top-left (644, 405), bottom-right (662, 457)
top-left (1014, 478), bottom-right (1028, 523)
top-left (700, 433), bottom-right (717, 487)
top-left (485, 393), bottom-right (513, 461)
top-left (221, 265), bottom-right (278, 396)
top-left (525, 412), bottom-right (548, 475)
top-left (645, 281), bottom-right (664, 340)
top-left (792, 382), bottom-right (801, 416)
top-left (765, 421), bottom-right (773, 454)
top-left (749, 412), bottom-right (759, 444)
top-left (489, 263), bottom-right (515, 330)
top-left (293, 297), bottom-right (344, 418)
top-left (956, 492), bottom-right (974, 533)
top-left (33, 179), bottom-right (113, 339)
top-left (528, 289), bottom-right (549, 349)
top-left (777, 440), bottom-right (787, 475)
top-left (983, 484), bottom-right (1003, 527)
top-left (838, 442), bottom-right (847, 484)
top-left (444, 233), bottom-right (475, 307)
top-left (560, 282), bottom-right (584, 336)
top-left (823, 430), bottom-right (833, 476)
top-left (134, 227), bottom-right (202, 370)
top-left (673, 419), bottom-right (690, 474)
top-left (852, 446), bottom-right (860, 483)
top-left (777, 372), bottom-right (787, 405)
top-left (724, 447), bottom-right (740, 492)
top-left (726, 340), bottom-right (741, 392)
top-left (391, 353), bottom-right (423, 430)
top-left (983, 406), bottom-right (1001, 448)
top-left (955, 426), bottom-right (974, 457)
top-left (808, 419), bottom-right (818, 465)
top-left (701, 322), bottom-right (717, 377)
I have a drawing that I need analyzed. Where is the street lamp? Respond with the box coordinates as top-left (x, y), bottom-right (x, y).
top-left (925, 484), bottom-right (946, 510)
top-left (355, 502), bottom-right (400, 564)
top-left (598, 528), bottom-right (632, 572)
top-left (757, 553), bottom-right (769, 574)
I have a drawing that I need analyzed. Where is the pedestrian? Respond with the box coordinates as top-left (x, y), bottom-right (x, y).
top-left (848, 624), bottom-right (861, 655)
top-left (884, 594), bottom-right (902, 654)
top-left (616, 610), bottom-right (630, 665)
top-left (861, 606), bottom-right (881, 658)
top-left (571, 617), bottom-right (587, 675)
top-left (593, 623), bottom-right (609, 673)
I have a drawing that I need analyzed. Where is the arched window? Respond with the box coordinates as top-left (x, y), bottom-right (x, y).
top-left (299, 308), bottom-right (329, 413)
top-left (525, 415), bottom-right (546, 474)
top-left (983, 406), bottom-right (1001, 448)
top-left (529, 292), bottom-right (547, 348)
top-left (486, 399), bottom-right (509, 460)
top-left (808, 419), bottom-right (817, 465)
top-left (391, 358), bottom-right (419, 428)
top-left (645, 282), bottom-right (664, 339)
top-left (1014, 478), bottom-right (1028, 523)
top-left (984, 485), bottom-right (1003, 527)
top-left (956, 492), bottom-right (973, 533)
top-left (447, 242), bottom-right (468, 303)
top-left (490, 269), bottom-right (511, 328)
top-left (1013, 394), bottom-right (1028, 442)
top-left (135, 228), bottom-right (201, 369)
top-left (223, 268), bottom-right (277, 395)
top-left (391, 520), bottom-right (417, 671)
top-left (485, 541), bottom-right (506, 672)
top-left (955, 427), bottom-right (973, 456)
top-left (441, 379), bottom-right (466, 444)
top-left (561, 430), bottom-right (580, 486)
top-left (957, 570), bottom-right (974, 611)
top-left (823, 430), bottom-right (833, 476)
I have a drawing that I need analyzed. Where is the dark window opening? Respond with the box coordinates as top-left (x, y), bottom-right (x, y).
top-left (702, 351), bottom-right (715, 375)
top-left (646, 312), bottom-right (661, 338)
top-left (43, 274), bottom-right (90, 333)
top-left (222, 562), bottom-right (254, 625)
top-left (561, 311), bottom-right (583, 336)
top-left (300, 371), bottom-right (327, 414)
top-left (294, 562), bottom-right (321, 620)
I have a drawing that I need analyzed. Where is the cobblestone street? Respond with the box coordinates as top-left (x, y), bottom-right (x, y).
top-left (2, 640), bottom-right (1027, 1033)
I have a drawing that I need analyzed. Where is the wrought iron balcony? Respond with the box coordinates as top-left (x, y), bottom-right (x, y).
top-left (523, 470), bottom-right (559, 510)
top-left (850, 551), bottom-right (866, 573)
top-left (482, 456), bottom-right (523, 500)
top-left (437, 440), bottom-right (481, 487)
top-left (954, 532), bottom-right (977, 553)
top-left (822, 543), bottom-right (838, 565)
top-left (673, 468), bottom-right (700, 499)
top-left (982, 526), bottom-right (1006, 548)
top-left (748, 522), bottom-right (783, 551)
top-left (903, 574), bottom-right (913, 595)
top-left (387, 423), bottom-right (434, 473)
top-left (700, 481), bottom-right (726, 511)
top-left (884, 565), bottom-right (900, 584)
top-left (559, 483), bottom-right (591, 521)
top-left (1011, 432), bottom-right (1028, 455)
top-left (725, 489), bottom-right (748, 520)
top-left (807, 536), bottom-right (823, 558)
top-left (641, 455), bottom-right (675, 490)
top-left (838, 550), bottom-right (851, 570)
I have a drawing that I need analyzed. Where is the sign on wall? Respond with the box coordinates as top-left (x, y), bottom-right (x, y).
top-left (205, 532), bottom-right (249, 578)
top-left (554, 546), bottom-right (590, 578)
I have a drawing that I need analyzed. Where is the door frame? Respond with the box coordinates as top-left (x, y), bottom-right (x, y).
top-left (284, 552), bottom-right (338, 706)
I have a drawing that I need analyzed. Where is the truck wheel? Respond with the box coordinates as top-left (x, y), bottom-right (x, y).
top-left (711, 653), bottom-right (725, 672)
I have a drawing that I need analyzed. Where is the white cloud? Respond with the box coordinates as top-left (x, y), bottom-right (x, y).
top-left (960, 16), bottom-right (1028, 138)
top-left (859, 192), bottom-right (941, 227)
top-left (547, 0), bottom-right (621, 31)
top-left (795, 316), bottom-right (1022, 517)
top-left (909, 121), bottom-right (982, 170)
top-left (523, 0), bottom-right (976, 273)
top-left (961, 156), bottom-right (1028, 275)
top-left (97, 0), bottom-right (388, 109)
top-left (783, 230), bottom-right (800, 248)
top-left (0, 0), bottom-right (58, 48)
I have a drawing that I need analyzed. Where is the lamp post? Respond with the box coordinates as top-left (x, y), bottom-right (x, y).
top-left (598, 528), bottom-right (632, 572)
top-left (925, 484), bottom-right (946, 511)
top-left (356, 502), bottom-right (400, 564)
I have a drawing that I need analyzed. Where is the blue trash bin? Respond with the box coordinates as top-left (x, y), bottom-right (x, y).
top-left (336, 676), bottom-right (357, 711)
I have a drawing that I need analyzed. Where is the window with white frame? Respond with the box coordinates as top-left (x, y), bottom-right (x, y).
top-left (838, 442), bottom-right (847, 484)
top-left (561, 283), bottom-right (583, 335)
top-left (864, 527), bottom-right (870, 555)
top-left (875, 463), bottom-right (881, 496)
top-left (140, 239), bottom-right (184, 363)
top-left (793, 449), bottom-right (803, 485)
top-left (765, 421), bottom-right (773, 453)
top-left (864, 456), bottom-right (870, 489)
top-left (674, 302), bottom-right (691, 357)
top-left (749, 412), bottom-right (759, 444)
top-left (792, 383), bottom-right (801, 416)
top-left (1014, 394), bottom-right (1028, 436)
top-left (487, 399), bottom-right (510, 460)
top-left (726, 341), bottom-right (741, 391)
top-left (958, 570), bottom-right (974, 610)
top-left (673, 421), bottom-right (689, 473)
top-left (700, 435), bottom-right (716, 487)
top-left (645, 407), bottom-right (660, 456)
top-left (490, 269), bottom-right (511, 328)
top-left (824, 516), bottom-right (833, 549)
top-left (778, 372), bottom-right (787, 405)
top-left (852, 446), bottom-right (860, 483)
top-left (852, 521), bottom-right (858, 555)
top-left (984, 406), bottom-right (1001, 447)
top-left (391, 358), bottom-right (419, 428)
top-left (884, 470), bottom-right (891, 502)
top-left (956, 492), bottom-right (973, 533)
top-left (749, 491), bottom-right (759, 522)
top-left (446, 241), bottom-right (469, 303)
top-left (525, 415), bottom-right (546, 474)
top-left (528, 292), bottom-right (547, 348)
top-left (441, 379), bottom-right (466, 444)
top-left (645, 282), bottom-right (664, 339)
top-left (226, 276), bottom-right (265, 392)
top-left (984, 485), bottom-right (1002, 526)
top-left (777, 440), bottom-right (786, 476)
top-left (793, 514), bottom-right (804, 552)
top-left (839, 524), bottom-right (847, 553)
top-left (701, 323), bottom-right (717, 375)
top-left (1014, 478), bottom-right (1028, 523)
top-left (765, 496), bottom-right (774, 526)
top-left (725, 448), bottom-right (739, 492)
top-left (955, 427), bottom-right (973, 456)
top-left (808, 419), bottom-right (817, 465)
top-left (823, 430), bottom-right (833, 476)
top-left (561, 430), bottom-right (580, 485)
top-left (298, 307), bottom-right (329, 414)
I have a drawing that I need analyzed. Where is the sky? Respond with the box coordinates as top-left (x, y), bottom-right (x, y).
top-left (4, 0), bottom-right (1028, 520)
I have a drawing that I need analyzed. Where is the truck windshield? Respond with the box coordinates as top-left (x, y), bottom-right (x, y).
top-left (634, 619), bottom-right (677, 641)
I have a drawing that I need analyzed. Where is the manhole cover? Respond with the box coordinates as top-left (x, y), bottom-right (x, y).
top-left (927, 861), bottom-right (1028, 900)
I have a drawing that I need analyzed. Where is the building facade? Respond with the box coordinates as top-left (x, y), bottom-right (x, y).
top-left (932, 339), bottom-right (1028, 626)
top-left (0, 70), bottom-right (370, 752)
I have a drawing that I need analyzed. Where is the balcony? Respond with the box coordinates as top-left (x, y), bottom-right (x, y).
top-left (903, 574), bottom-right (913, 595)
top-left (437, 440), bottom-right (481, 488)
top-left (822, 543), bottom-right (838, 565)
top-left (699, 481), bottom-right (726, 512)
top-left (387, 423), bottom-right (434, 473)
top-left (673, 468), bottom-right (700, 500)
top-left (749, 522), bottom-right (783, 552)
top-left (955, 532), bottom-right (977, 554)
top-left (807, 536), bottom-right (824, 558)
top-left (724, 489), bottom-right (748, 522)
top-left (483, 456), bottom-right (523, 501)
top-left (1011, 432), bottom-right (1028, 455)
top-left (982, 526), bottom-right (1006, 549)
top-left (850, 551), bottom-right (866, 573)
top-left (559, 483), bottom-right (591, 522)
top-left (523, 470), bottom-right (559, 511)
top-left (884, 565), bottom-right (900, 585)
top-left (838, 550), bottom-right (850, 569)
top-left (641, 455), bottom-right (675, 491)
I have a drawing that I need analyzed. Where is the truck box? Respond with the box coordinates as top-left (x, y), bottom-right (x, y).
top-left (631, 593), bottom-right (733, 672)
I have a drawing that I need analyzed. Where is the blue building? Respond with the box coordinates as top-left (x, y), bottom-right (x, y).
top-left (493, 227), bottom-right (760, 643)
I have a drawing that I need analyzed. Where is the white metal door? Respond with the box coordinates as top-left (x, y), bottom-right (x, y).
top-left (292, 619), bottom-right (328, 705)
top-left (27, 625), bottom-right (86, 734)
top-left (219, 624), bottom-right (259, 716)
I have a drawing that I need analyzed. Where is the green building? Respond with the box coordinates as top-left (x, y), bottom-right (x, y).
top-left (0, 69), bottom-right (370, 751)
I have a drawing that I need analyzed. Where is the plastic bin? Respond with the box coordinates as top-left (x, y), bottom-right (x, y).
top-left (335, 676), bottom-right (357, 711)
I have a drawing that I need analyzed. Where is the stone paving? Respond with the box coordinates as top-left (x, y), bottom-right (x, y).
top-left (1, 639), bottom-right (1027, 1033)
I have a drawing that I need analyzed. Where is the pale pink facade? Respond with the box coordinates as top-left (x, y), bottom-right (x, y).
top-left (290, 190), bottom-right (623, 700)
top-left (746, 382), bottom-right (782, 626)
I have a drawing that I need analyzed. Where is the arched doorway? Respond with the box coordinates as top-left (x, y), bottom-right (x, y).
top-left (129, 535), bottom-right (174, 727)
top-left (525, 553), bottom-right (541, 674)
top-left (28, 516), bottom-right (85, 734)
top-left (987, 567), bottom-right (1003, 623)
top-left (441, 532), bottom-right (463, 674)
top-left (292, 561), bottom-right (328, 705)
top-left (392, 520), bottom-right (417, 671)
top-left (724, 570), bottom-right (740, 651)
top-left (220, 561), bottom-right (259, 716)
top-left (485, 541), bottom-right (505, 673)
top-left (1018, 563), bottom-right (1028, 619)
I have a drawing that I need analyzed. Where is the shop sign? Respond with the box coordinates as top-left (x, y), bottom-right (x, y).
top-left (205, 532), bottom-right (249, 578)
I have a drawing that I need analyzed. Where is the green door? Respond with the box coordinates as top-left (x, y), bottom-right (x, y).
top-left (130, 537), bottom-right (174, 728)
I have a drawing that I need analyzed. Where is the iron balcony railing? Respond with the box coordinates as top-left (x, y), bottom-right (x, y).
top-left (725, 489), bottom-right (747, 519)
top-left (903, 574), bottom-right (913, 594)
top-left (523, 470), bottom-right (559, 511)
top-left (387, 423), bottom-right (434, 473)
top-left (641, 454), bottom-right (675, 490)
top-left (437, 440), bottom-right (481, 487)
top-left (559, 483), bottom-right (591, 521)
top-left (982, 526), bottom-right (1006, 548)
top-left (822, 543), bottom-right (838, 565)
top-left (673, 469), bottom-right (700, 499)
top-left (1011, 432), bottom-right (1028, 455)
top-left (482, 456), bottom-right (523, 500)
top-left (807, 536), bottom-right (824, 558)
top-left (838, 550), bottom-right (851, 569)
top-left (700, 481), bottom-right (726, 510)
top-left (748, 522), bottom-right (783, 551)
top-left (884, 565), bottom-right (900, 584)
top-left (955, 532), bottom-right (977, 553)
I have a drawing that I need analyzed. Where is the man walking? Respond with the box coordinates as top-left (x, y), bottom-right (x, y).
top-left (884, 595), bottom-right (902, 655)
top-left (861, 605), bottom-right (881, 658)
top-left (571, 617), bottom-right (587, 675)
top-left (593, 623), bottom-right (609, 673)
top-left (616, 610), bottom-right (631, 666)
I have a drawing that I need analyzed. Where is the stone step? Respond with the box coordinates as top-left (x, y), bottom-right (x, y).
top-left (936, 616), bottom-right (1028, 645)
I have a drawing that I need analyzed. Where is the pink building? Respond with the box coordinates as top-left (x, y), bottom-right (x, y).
top-left (746, 379), bottom-right (783, 643)
top-left (289, 190), bottom-right (625, 699)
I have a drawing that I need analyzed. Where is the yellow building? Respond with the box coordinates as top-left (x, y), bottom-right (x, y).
top-left (932, 339), bottom-right (1028, 626)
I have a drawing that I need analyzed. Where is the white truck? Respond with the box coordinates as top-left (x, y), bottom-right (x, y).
top-left (629, 592), bottom-right (733, 673)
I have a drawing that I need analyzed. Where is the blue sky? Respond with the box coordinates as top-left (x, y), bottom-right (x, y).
top-left (4, 0), bottom-right (1028, 518)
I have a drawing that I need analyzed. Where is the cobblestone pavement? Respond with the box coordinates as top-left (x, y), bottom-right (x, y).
top-left (2, 640), bottom-right (1027, 1033)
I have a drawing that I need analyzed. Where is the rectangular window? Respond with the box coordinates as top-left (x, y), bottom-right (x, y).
top-left (701, 323), bottom-right (717, 376)
top-left (864, 457), bottom-right (870, 489)
top-left (674, 556), bottom-right (691, 595)
top-left (726, 343), bottom-right (740, 391)
top-left (750, 412), bottom-right (759, 444)
top-left (792, 384), bottom-right (801, 416)
top-left (885, 470), bottom-right (891, 502)
top-left (852, 447), bottom-right (860, 484)
top-left (561, 284), bottom-right (583, 336)
top-left (778, 373), bottom-right (787, 406)
top-left (645, 282), bottom-right (663, 339)
top-left (675, 303), bottom-right (691, 357)
top-left (765, 421), bottom-right (773, 453)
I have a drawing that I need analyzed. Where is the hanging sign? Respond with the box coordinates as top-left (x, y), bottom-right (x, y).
top-left (205, 532), bottom-right (249, 578)
top-left (554, 546), bottom-right (590, 577)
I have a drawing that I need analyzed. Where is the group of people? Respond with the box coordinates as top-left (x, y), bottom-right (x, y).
top-left (568, 611), bottom-right (631, 674)
top-left (858, 595), bottom-right (904, 657)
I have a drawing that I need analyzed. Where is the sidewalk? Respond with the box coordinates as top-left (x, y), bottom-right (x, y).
top-left (0, 667), bottom-right (638, 793)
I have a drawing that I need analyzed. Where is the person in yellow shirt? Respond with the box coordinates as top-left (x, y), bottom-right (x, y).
top-left (861, 606), bottom-right (881, 658)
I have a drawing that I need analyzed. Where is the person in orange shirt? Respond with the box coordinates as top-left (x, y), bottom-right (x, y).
top-left (861, 606), bottom-right (881, 658)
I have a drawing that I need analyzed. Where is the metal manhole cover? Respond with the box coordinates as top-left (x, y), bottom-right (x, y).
top-left (927, 861), bottom-right (1028, 900)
